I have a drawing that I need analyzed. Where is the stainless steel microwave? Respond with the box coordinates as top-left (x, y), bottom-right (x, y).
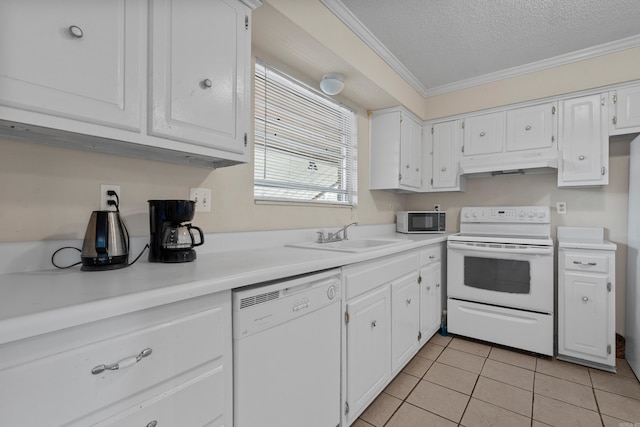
top-left (396, 211), bottom-right (446, 233)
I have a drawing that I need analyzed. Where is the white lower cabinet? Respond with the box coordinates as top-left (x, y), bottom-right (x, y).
top-left (342, 243), bottom-right (445, 424)
top-left (558, 247), bottom-right (616, 370)
top-left (0, 292), bottom-right (232, 427)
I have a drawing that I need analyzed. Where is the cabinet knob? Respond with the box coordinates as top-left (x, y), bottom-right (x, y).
top-left (426, 286), bottom-right (431, 291)
top-left (525, 125), bottom-right (532, 131)
top-left (406, 164), bottom-right (410, 169)
top-left (371, 320), bottom-right (377, 328)
top-left (406, 298), bottom-right (412, 305)
top-left (582, 296), bottom-right (589, 302)
top-left (68, 25), bottom-right (84, 38)
top-left (436, 283), bottom-right (440, 288)
top-left (202, 78), bottom-right (213, 88)
top-left (441, 167), bottom-right (447, 172)
top-left (578, 155), bottom-right (585, 161)
top-left (146, 421), bottom-right (158, 427)
top-left (479, 132), bottom-right (486, 137)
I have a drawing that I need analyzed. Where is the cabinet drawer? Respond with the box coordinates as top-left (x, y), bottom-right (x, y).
top-left (97, 367), bottom-right (225, 427)
top-left (344, 252), bottom-right (419, 300)
top-left (420, 245), bottom-right (442, 265)
top-left (0, 299), bottom-right (227, 426)
top-left (564, 253), bottom-right (609, 273)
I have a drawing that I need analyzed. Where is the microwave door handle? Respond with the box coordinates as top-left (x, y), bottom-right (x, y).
top-left (447, 242), bottom-right (553, 255)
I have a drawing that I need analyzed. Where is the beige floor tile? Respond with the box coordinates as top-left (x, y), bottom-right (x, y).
top-left (590, 368), bottom-right (640, 400)
top-left (429, 333), bottom-right (452, 347)
top-left (407, 379), bottom-right (470, 423)
top-left (536, 357), bottom-right (592, 386)
top-left (383, 372), bottom-right (420, 400)
top-left (472, 376), bottom-right (533, 417)
top-left (437, 347), bottom-right (486, 374)
top-left (602, 414), bottom-right (637, 427)
top-left (534, 372), bottom-right (597, 411)
top-left (488, 346), bottom-right (537, 371)
top-left (595, 389), bottom-right (640, 423)
top-left (402, 355), bottom-right (434, 378)
top-left (460, 398), bottom-right (531, 427)
top-left (417, 342), bottom-right (445, 360)
top-left (385, 402), bottom-right (457, 427)
top-left (359, 392), bottom-right (402, 427)
top-left (532, 394), bottom-right (602, 427)
top-left (352, 419), bottom-right (375, 427)
top-left (449, 337), bottom-right (492, 357)
top-left (531, 421), bottom-right (553, 427)
top-left (424, 361), bottom-right (479, 395)
top-left (481, 358), bottom-right (534, 391)
top-left (616, 358), bottom-right (639, 380)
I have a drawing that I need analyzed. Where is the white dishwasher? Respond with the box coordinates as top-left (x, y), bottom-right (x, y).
top-left (233, 268), bottom-right (342, 427)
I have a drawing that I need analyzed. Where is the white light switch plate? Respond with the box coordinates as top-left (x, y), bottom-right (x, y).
top-left (190, 187), bottom-right (212, 212)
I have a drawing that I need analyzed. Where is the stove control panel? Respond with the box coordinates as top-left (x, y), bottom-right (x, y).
top-left (461, 206), bottom-right (550, 223)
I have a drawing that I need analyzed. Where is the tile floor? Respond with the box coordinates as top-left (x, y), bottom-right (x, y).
top-left (353, 334), bottom-right (640, 427)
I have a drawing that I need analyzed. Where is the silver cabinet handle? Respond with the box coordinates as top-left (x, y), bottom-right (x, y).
top-left (202, 79), bottom-right (213, 88)
top-left (582, 296), bottom-right (589, 302)
top-left (479, 132), bottom-right (486, 137)
top-left (429, 255), bottom-right (435, 260)
top-left (578, 155), bottom-right (585, 160)
top-left (573, 261), bottom-right (597, 266)
top-left (91, 348), bottom-right (152, 375)
top-left (68, 25), bottom-right (84, 38)
top-left (371, 320), bottom-right (377, 328)
top-left (147, 422), bottom-right (158, 427)
top-left (525, 125), bottom-right (532, 131)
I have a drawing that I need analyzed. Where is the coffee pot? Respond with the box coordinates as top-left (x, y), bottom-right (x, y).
top-left (81, 210), bottom-right (129, 271)
top-left (148, 200), bottom-right (204, 263)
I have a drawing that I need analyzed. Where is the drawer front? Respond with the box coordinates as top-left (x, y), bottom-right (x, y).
top-left (97, 367), bottom-right (226, 427)
top-left (420, 245), bottom-right (442, 265)
top-left (344, 252), bottom-right (419, 301)
top-left (564, 253), bottom-right (609, 273)
top-left (0, 303), bottom-right (227, 426)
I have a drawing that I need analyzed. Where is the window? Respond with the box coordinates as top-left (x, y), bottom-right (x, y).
top-left (254, 60), bottom-right (357, 205)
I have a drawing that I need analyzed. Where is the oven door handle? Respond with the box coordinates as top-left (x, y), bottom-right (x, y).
top-left (448, 241), bottom-right (553, 255)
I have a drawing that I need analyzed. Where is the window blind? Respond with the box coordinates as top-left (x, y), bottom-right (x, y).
top-left (254, 60), bottom-right (357, 206)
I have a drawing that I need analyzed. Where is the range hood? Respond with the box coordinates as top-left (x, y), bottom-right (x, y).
top-left (459, 149), bottom-right (558, 177)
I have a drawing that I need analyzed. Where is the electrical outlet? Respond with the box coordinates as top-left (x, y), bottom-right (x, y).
top-left (100, 184), bottom-right (121, 210)
top-left (389, 203), bottom-right (394, 214)
top-left (434, 204), bottom-right (441, 211)
top-left (557, 201), bottom-right (567, 215)
top-left (190, 187), bottom-right (212, 212)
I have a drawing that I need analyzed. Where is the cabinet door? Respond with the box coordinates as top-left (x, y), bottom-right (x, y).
top-left (0, 0), bottom-right (143, 130)
top-left (432, 120), bottom-right (461, 189)
top-left (150, 0), bottom-right (249, 154)
top-left (560, 271), bottom-right (611, 363)
top-left (399, 113), bottom-right (422, 189)
top-left (506, 102), bottom-right (556, 152)
top-left (420, 262), bottom-right (442, 340)
top-left (346, 285), bottom-right (391, 419)
top-left (463, 112), bottom-right (504, 156)
top-left (558, 94), bottom-right (608, 186)
top-left (391, 273), bottom-right (420, 372)
top-left (611, 84), bottom-right (640, 134)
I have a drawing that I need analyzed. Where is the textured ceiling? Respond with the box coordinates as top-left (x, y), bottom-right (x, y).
top-left (335, 0), bottom-right (640, 94)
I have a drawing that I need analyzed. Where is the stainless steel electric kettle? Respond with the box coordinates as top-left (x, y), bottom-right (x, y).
top-left (81, 210), bottom-right (129, 271)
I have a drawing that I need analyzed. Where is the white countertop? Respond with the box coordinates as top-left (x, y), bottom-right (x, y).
top-left (557, 226), bottom-right (617, 251)
top-left (0, 230), bottom-right (450, 345)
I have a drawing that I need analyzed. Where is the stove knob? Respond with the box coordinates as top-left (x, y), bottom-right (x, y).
top-left (472, 211), bottom-right (478, 218)
top-left (464, 211), bottom-right (471, 219)
top-left (518, 210), bottom-right (525, 218)
top-left (537, 210), bottom-right (546, 218)
top-left (527, 210), bottom-right (535, 218)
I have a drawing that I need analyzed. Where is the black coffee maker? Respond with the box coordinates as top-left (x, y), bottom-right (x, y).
top-left (148, 200), bottom-right (204, 263)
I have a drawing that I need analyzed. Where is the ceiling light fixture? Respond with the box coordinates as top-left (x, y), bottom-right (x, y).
top-left (320, 72), bottom-right (345, 95)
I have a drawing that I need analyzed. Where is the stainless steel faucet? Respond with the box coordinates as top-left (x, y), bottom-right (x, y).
top-left (317, 222), bottom-right (358, 243)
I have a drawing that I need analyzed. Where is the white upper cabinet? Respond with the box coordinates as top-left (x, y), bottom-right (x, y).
top-left (0, 0), bottom-right (144, 131)
top-left (609, 83), bottom-right (640, 135)
top-left (429, 120), bottom-right (466, 191)
top-left (369, 107), bottom-right (423, 191)
top-left (506, 102), bottom-right (556, 152)
top-left (150, 0), bottom-right (249, 154)
top-left (558, 94), bottom-right (609, 187)
top-left (463, 111), bottom-right (504, 156)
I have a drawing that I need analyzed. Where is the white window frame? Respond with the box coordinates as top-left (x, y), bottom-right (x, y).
top-left (253, 60), bottom-right (357, 206)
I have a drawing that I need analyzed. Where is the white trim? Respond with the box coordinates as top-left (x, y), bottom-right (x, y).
top-left (321, 0), bottom-right (640, 97)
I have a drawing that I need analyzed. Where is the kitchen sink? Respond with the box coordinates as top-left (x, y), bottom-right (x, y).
top-left (286, 238), bottom-right (410, 253)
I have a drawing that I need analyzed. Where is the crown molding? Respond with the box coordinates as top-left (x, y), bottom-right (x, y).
top-left (321, 0), bottom-right (640, 98)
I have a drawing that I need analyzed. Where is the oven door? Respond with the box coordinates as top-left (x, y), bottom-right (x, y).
top-left (447, 240), bottom-right (554, 312)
